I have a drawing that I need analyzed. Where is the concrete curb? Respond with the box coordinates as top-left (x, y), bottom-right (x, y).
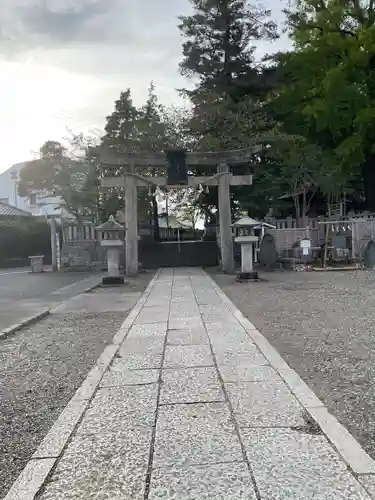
top-left (203, 270), bottom-right (375, 477)
top-left (3, 269), bottom-right (161, 500)
top-left (83, 281), bottom-right (102, 293)
top-left (0, 309), bottom-right (50, 341)
top-left (0, 276), bottom-right (103, 341)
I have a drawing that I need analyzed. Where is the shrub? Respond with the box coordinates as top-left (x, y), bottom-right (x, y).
top-left (0, 217), bottom-right (51, 267)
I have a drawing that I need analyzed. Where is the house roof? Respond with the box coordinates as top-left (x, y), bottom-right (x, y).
top-left (0, 201), bottom-right (32, 217)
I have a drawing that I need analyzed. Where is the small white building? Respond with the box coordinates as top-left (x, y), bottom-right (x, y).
top-left (0, 163), bottom-right (72, 219)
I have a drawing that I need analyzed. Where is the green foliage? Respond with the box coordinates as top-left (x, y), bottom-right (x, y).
top-left (272, 0), bottom-right (375, 208)
top-left (188, 90), bottom-right (274, 151)
top-left (100, 83), bottom-right (187, 227)
top-left (0, 218), bottom-right (51, 267)
top-left (179, 0), bottom-right (277, 99)
top-left (18, 137), bottom-right (98, 219)
top-left (103, 89), bottom-right (140, 152)
top-left (102, 83), bottom-right (177, 155)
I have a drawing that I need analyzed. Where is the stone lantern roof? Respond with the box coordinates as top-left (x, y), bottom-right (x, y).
top-left (96, 215), bottom-right (124, 232)
top-left (232, 216), bottom-right (261, 228)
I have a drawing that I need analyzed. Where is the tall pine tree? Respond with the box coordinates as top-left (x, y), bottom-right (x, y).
top-left (178, 0), bottom-right (278, 100)
top-left (101, 83), bottom-right (174, 233)
top-left (102, 89), bottom-right (139, 152)
top-left (137, 82), bottom-right (168, 152)
top-left (99, 89), bottom-right (139, 219)
top-left (178, 0), bottom-right (283, 220)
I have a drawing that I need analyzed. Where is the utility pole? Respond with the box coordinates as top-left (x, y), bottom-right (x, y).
top-left (10, 171), bottom-right (18, 207)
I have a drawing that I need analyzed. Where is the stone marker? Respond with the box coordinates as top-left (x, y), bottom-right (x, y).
top-left (364, 239), bottom-right (375, 268)
top-left (258, 233), bottom-right (278, 271)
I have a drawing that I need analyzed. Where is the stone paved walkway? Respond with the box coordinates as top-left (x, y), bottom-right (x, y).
top-left (5, 268), bottom-right (375, 499)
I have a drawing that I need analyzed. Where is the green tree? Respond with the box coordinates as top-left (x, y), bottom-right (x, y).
top-left (98, 89), bottom-right (140, 219)
top-left (137, 82), bottom-right (169, 152)
top-left (100, 84), bottom-right (180, 235)
top-left (136, 82), bottom-right (170, 238)
top-left (179, 0), bottom-right (278, 99)
top-left (18, 138), bottom-right (97, 224)
top-left (189, 89), bottom-right (275, 151)
top-left (178, 0), bottom-right (285, 221)
top-left (272, 0), bottom-right (375, 210)
top-left (102, 89), bottom-right (139, 152)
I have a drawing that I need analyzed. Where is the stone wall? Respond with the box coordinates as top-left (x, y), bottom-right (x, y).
top-left (139, 241), bottom-right (218, 268)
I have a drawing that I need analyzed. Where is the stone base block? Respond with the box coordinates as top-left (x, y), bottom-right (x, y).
top-left (102, 276), bottom-right (125, 285)
top-left (236, 271), bottom-right (260, 282)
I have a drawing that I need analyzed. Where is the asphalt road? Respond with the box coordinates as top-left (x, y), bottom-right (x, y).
top-left (0, 268), bottom-right (101, 331)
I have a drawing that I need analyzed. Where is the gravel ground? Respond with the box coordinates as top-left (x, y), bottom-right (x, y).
top-left (210, 269), bottom-right (375, 459)
top-left (0, 274), bottom-right (152, 499)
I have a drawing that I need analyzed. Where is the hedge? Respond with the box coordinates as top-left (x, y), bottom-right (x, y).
top-left (0, 217), bottom-right (51, 267)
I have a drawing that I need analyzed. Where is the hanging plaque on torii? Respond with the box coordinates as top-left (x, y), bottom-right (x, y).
top-left (166, 149), bottom-right (188, 186)
top-left (92, 145), bottom-right (263, 276)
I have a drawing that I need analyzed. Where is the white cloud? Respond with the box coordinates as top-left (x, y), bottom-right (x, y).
top-left (0, 0), bottom-right (291, 173)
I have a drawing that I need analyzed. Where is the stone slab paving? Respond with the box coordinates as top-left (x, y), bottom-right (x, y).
top-left (5, 268), bottom-right (375, 500)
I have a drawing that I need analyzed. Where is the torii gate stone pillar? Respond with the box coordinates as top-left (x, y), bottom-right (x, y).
top-left (95, 147), bottom-right (260, 276)
top-left (218, 162), bottom-right (234, 274)
top-left (125, 162), bottom-right (138, 276)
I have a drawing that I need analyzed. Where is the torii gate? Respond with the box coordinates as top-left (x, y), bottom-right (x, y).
top-left (94, 147), bottom-right (261, 276)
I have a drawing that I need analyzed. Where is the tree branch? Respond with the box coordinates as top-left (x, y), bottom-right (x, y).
top-left (310, 25), bottom-right (358, 38)
top-left (351, 0), bottom-right (366, 24)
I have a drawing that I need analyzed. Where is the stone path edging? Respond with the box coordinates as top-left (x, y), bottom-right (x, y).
top-left (0, 309), bottom-right (51, 341)
top-left (203, 270), bottom-right (375, 477)
top-left (3, 269), bottom-right (161, 500)
top-left (0, 275), bottom-right (103, 341)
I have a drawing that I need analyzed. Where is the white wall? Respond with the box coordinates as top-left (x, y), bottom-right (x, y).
top-left (0, 163), bottom-right (73, 218)
top-left (0, 162), bottom-right (30, 211)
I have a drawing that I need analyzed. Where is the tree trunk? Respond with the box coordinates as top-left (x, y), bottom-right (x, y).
top-left (363, 156), bottom-right (375, 212)
top-left (323, 194), bottom-right (332, 269)
top-left (152, 196), bottom-right (160, 241)
top-left (294, 194), bottom-right (302, 228)
top-left (222, 5), bottom-right (233, 92)
top-left (301, 190), bottom-right (307, 228)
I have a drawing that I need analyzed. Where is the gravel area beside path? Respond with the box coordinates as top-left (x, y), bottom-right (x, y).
top-left (210, 269), bottom-right (375, 460)
top-left (0, 274), bottom-right (152, 499)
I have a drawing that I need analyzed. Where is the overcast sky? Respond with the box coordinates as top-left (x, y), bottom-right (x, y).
top-left (0, 0), bottom-right (291, 173)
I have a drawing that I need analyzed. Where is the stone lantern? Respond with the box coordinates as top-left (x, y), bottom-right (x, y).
top-left (96, 216), bottom-right (125, 285)
top-left (232, 216), bottom-right (260, 281)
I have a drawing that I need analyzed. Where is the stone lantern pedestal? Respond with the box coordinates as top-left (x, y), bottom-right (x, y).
top-left (96, 216), bottom-right (125, 285)
top-left (101, 240), bottom-right (124, 284)
top-left (232, 216), bottom-right (260, 282)
top-left (235, 235), bottom-right (259, 281)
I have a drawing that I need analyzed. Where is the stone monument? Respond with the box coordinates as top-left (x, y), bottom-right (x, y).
top-left (96, 216), bottom-right (125, 285)
top-left (232, 216), bottom-right (260, 281)
top-left (364, 240), bottom-right (375, 268)
top-left (258, 233), bottom-right (278, 271)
